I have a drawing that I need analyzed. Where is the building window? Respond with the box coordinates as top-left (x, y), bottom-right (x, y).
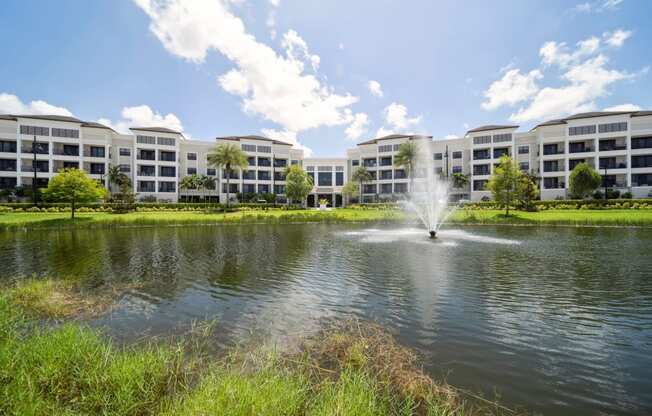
top-left (543, 160), bottom-right (560, 172)
top-left (241, 144), bottom-right (257, 152)
top-left (569, 125), bottom-right (596, 136)
top-left (393, 144), bottom-right (401, 151)
top-left (351, 160), bottom-right (360, 166)
top-left (160, 166), bottom-right (176, 177)
top-left (187, 152), bottom-right (197, 161)
top-left (157, 137), bottom-right (175, 146)
top-left (379, 170), bottom-right (392, 180)
top-left (434, 153), bottom-right (443, 160)
top-left (136, 135), bottom-right (156, 144)
top-left (543, 144), bottom-right (562, 155)
top-left (243, 184), bottom-right (255, 194)
top-left (632, 155), bottom-right (652, 168)
top-left (363, 158), bottom-right (377, 167)
top-left (138, 150), bottom-right (156, 160)
top-left (378, 144), bottom-right (393, 153)
top-left (207, 168), bottom-right (216, 176)
top-left (380, 183), bottom-right (392, 194)
top-left (119, 164), bottom-right (130, 173)
top-left (291, 159), bottom-right (299, 165)
top-left (473, 149), bottom-right (490, 160)
top-left (88, 163), bottom-right (104, 175)
top-left (243, 170), bottom-right (255, 180)
top-left (473, 180), bottom-right (487, 191)
top-left (519, 162), bottom-right (529, 171)
top-left (187, 167), bottom-right (197, 175)
top-left (632, 136), bottom-right (652, 149)
top-left (598, 122), bottom-right (627, 133)
top-left (318, 172), bottom-right (332, 186)
top-left (0, 141), bottom-right (17, 153)
top-left (0, 159), bottom-right (17, 171)
top-left (452, 166), bottom-right (462, 173)
top-left (89, 146), bottom-right (105, 158)
top-left (394, 169), bottom-right (406, 179)
top-left (52, 128), bottom-right (79, 138)
top-left (473, 164), bottom-right (490, 176)
top-left (20, 125), bottom-right (49, 136)
top-left (257, 170), bottom-right (271, 180)
top-left (138, 165), bottom-right (155, 176)
top-left (493, 148), bottom-right (509, 159)
top-left (394, 183), bottom-right (407, 193)
top-left (257, 145), bottom-right (271, 153)
top-left (632, 173), bottom-right (652, 186)
top-left (258, 184), bottom-right (270, 194)
top-left (452, 151), bottom-right (462, 159)
top-left (274, 184), bottom-right (285, 194)
top-left (518, 145), bottom-right (529, 154)
top-left (223, 183), bottom-right (239, 193)
top-left (258, 157), bottom-right (271, 167)
top-left (274, 171), bottom-right (286, 181)
top-left (119, 148), bottom-right (131, 156)
top-left (362, 184), bottom-right (376, 194)
top-left (32, 160), bottom-right (49, 172)
top-left (543, 177), bottom-right (562, 189)
top-left (138, 181), bottom-right (155, 192)
top-left (473, 135), bottom-right (491, 145)
top-left (274, 158), bottom-right (287, 168)
top-left (0, 177), bottom-right (17, 189)
top-left (158, 181), bottom-right (176, 192)
top-left (318, 166), bottom-right (333, 172)
top-left (379, 156), bottom-right (392, 166)
top-left (492, 133), bottom-right (512, 143)
top-left (335, 172), bottom-right (344, 186)
top-left (159, 151), bottom-right (176, 162)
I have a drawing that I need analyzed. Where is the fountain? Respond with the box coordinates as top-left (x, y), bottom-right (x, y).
top-left (399, 138), bottom-right (456, 238)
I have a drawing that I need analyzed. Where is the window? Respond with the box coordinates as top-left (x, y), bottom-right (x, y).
top-left (52, 128), bottom-right (79, 138)
top-left (138, 165), bottom-right (155, 176)
top-left (187, 167), bottom-right (197, 175)
top-left (473, 165), bottom-right (490, 175)
top-left (543, 144), bottom-right (562, 155)
top-left (241, 144), bottom-right (256, 152)
top-left (274, 184), bottom-right (285, 194)
top-left (258, 184), bottom-right (270, 193)
top-left (380, 183), bottom-right (392, 194)
top-left (159, 151), bottom-right (175, 161)
top-left (274, 171), bottom-right (285, 181)
top-left (138, 150), bottom-right (156, 160)
top-left (291, 159), bottom-right (299, 165)
top-left (90, 146), bottom-right (105, 158)
top-left (393, 144), bottom-right (401, 151)
top-left (136, 135), bottom-right (156, 144)
top-left (632, 136), bottom-right (652, 149)
top-left (599, 157), bottom-right (626, 169)
top-left (258, 157), bottom-right (271, 167)
top-left (363, 158), bottom-right (377, 167)
top-left (394, 183), bottom-right (407, 193)
top-left (518, 145), bottom-right (529, 154)
top-left (362, 184), bottom-right (376, 194)
top-left (379, 156), bottom-right (392, 166)
top-left (434, 153), bottom-right (443, 160)
top-left (257, 170), bottom-right (270, 180)
top-left (336, 172), bottom-right (344, 186)
top-left (632, 173), bottom-right (652, 186)
top-left (394, 169), bottom-right (406, 179)
top-left (306, 166), bottom-right (314, 171)
top-left (247, 156), bottom-right (256, 166)
top-left (519, 162), bottom-right (529, 171)
top-left (378, 170), bottom-right (391, 180)
top-left (32, 160), bottom-right (49, 172)
top-left (207, 168), bottom-right (216, 176)
top-left (90, 163), bottom-right (105, 175)
top-left (223, 183), bottom-right (239, 193)
top-left (0, 177), bottom-right (17, 189)
top-left (187, 152), bottom-right (197, 161)
top-left (569, 125), bottom-right (596, 136)
top-left (598, 122), bottom-right (627, 133)
top-left (62, 161), bottom-right (78, 170)
top-left (257, 145), bottom-right (271, 153)
top-left (493, 148), bottom-right (509, 159)
top-left (119, 148), bottom-right (131, 156)
top-left (0, 141), bottom-right (17, 153)
top-left (160, 166), bottom-right (176, 177)
top-left (543, 160), bottom-right (560, 172)
top-left (274, 158), bottom-right (287, 168)
top-left (336, 166), bottom-right (344, 171)
top-left (599, 139), bottom-right (626, 151)
top-left (138, 181), bottom-right (155, 192)
top-left (378, 144), bottom-right (393, 153)
top-left (20, 125), bottom-right (49, 136)
top-left (473, 149), bottom-right (490, 160)
top-left (452, 151), bottom-right (462, 159)
top-left (473, 135), bottom-right (491, 145)
top-left (318, 172), bottom-right (332, 186)
top-left (493, 133), bottom-right (512, 143)
top-left (28, 142), bottom-right (49, 154)
top-left (569, 159), bottom-right (584, 170)
top-left (0, 159), bottom-right (17, 171)
top-left (243, 170), bottom-right (256, 180)
top-left (452, 166), bottom-right (462, 173)
top-left (632, 155), bottom-right (652, 168)
top-left (158, 181), bottom-right (176, 192)
top-left (543, 177), bottom-right (561, 189)
top-left (351, 160), bottom-right (360, 166)
top-left (157, 137), bottom-right (175, 146)
top-left (119, 164), bottom-right (130, 173)
top-left (243, 184), bottom-right (256, 194)
top-left (473, 180), bottom-right (487, 191)
top-left (318, 166), bottom-right (333, 172)
top-left (61, 145), bottom-right (79, 156)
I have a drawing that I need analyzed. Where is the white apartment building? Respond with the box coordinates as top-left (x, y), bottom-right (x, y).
top-left (1, 111), bottom-right (651, 204)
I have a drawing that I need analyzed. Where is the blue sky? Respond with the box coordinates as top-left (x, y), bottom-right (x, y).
top-left (0, 0), bottom-right (649, 156)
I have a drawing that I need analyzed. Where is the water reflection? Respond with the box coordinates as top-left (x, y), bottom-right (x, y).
top-left (1, 224), bottom-right (651, 416)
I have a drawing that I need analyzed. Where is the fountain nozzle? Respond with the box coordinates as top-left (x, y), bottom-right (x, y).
top-left (429, 230), bottom-right (437, 239)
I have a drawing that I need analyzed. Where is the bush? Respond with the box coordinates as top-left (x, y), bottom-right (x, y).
top-left (593, 190), bottom-right (604, 200)
top-left (621, 191), bottom-right (633, 199)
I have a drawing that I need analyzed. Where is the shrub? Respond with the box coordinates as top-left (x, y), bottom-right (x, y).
top-left (621, 191), bottom-right (633, 199)
top-left (593, 190), bottom-right (603, 200)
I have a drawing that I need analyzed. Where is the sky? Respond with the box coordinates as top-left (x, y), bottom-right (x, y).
top-left (0, 0), bottom-right (650, 156)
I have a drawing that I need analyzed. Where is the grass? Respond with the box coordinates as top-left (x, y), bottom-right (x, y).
top-left (1, 207), bottom-right (652, 230)
top-left (0, 281), bottom-right (517, 415)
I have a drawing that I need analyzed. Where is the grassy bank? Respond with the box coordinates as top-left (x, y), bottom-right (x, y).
top-left (0, 278), bottom-right (515, 415)
top-left (1, 207), bottom-right (652, 230)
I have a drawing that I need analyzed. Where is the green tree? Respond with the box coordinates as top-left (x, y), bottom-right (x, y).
top-left (283, 165), bottom-right (313, 206)
top-left (106, 165), bottom-right (128, 193)
top-left (486, 155), bottom-right (522, 216)
top-left (179, 175), bottom-right (199, 202)
top-left (196, 174), bottom-right (216, 204)
top-left (451, 172), bottom-right (470, 189)
top-left (351, 166), bottom-right (372, 204)
top-left (569, 162), bottom-right (602, 199)
top-left (207, 144), bottom-right (248, 207)
top-left (42, 168), bottom-right (107, 219)
top-left (394, 141), bottom-right (418, 191)
top-left (518, 171), bottom-right (540, 211)
top-left (341, 181), bottom-right (359, 205)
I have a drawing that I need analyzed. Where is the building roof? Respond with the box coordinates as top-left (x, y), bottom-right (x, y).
top-left (80, 121), bottom-right (116, 132)
top-left (356, 134), bottom-right (433, 146)
top-left (532, 110), bottom-right (652, 130)
top-left (216, 135), bottom-right (293, 146)
top-left (0, 114), bottom-right (115, 132)
top-left (129, 126), bottom-right (183, 135)
top-left (466, 124), bottom-right (518, 134)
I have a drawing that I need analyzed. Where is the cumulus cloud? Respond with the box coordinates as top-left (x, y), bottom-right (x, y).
top-left (97, 105), bottom-right (184, 134)
top-left (604, 29), bottom-right (631, 47)
top-left (260, 128), bottom-right (312, 156)
top-left (133, 0), bottom-right (360, 149)
top-left (540, 36), bottom-right (600, 68)
top-left (603, 103), bottom-right (642, 111)
top-left (481, 69), bottom-right (542, 110)
top-left (570, 0), bottom-right (624, 14)
top-left (367, 80), bottom-right (383, 97)
top-left (384, 102), bottom-right (421, 129)
top-left (344, 112), bottom-right (369, 140)
top-left (0, 92), bottom-right (73, 117)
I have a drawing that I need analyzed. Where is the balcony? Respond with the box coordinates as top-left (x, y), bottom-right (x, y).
top-left (21, 146), bottom-right (49, 155)
top-left (473, 151), bottom-right (490, 160)
top-left (137, 168), bottom-right (156, 177)
top-left (53, 148), bottom-right (80, 156)
top-left (568, 145), bottom-right (594, 154)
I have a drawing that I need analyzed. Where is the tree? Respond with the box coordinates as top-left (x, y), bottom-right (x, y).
top-left (394, 141), bottom-right (419, 192)
top-left (196, 175), bottom-right (216, 204)
top-left (179, 175), bottom-right (199, 202)
top-left (518, 171), bottom-right (540, 211)
top-left (106, 165), bottom-right (128, 193)
top-left (42, 168), bottom-right (107, 219)
top-left (486, 155), bottom-right (522, 216)
top-left (351, 166), bottom-right (372, 204)
top-left (207, 143), bottom-right (248, 207)
top-left (284, 164), bottom-right (313, 206)
top-left (451, 172), bottom-right (469, 189)
top-left (569, 162), bottom-right (602, 199)
top-left (341, 181), bottom-right (359, 205)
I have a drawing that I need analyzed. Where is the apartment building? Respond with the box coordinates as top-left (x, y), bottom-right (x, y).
top-left (1, 110), bottom-right (651, 203)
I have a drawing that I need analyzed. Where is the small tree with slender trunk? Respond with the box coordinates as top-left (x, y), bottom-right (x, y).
top-left (569, 162), bottom-right (602, 199)
top-left (179, 175), bottom-right (199, 202)
top-left (486, 155), bottom-right (522, 216)
top-left (42, 168), bottom-right (107, 219)
top-left (207, 144), bottom-right (249, 208)
top-left (394, 141), bottom-right (419, 192)
top-left (341, 181), bottom-right (359, 206)
top-left (351, 166), bottom-right (372, 204)
top-left (284, 165), bottom-right (313, 207)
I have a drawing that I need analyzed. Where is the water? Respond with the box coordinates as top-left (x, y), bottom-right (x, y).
top-left (1, 224), bottom-right (651, 415)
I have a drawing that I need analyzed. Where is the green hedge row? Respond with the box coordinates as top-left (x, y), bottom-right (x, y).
top-left (462, 198), bottom-right (652, 210)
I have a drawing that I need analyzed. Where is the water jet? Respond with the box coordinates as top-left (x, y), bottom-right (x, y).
top-left (429, 230), bottom-right (437, 239)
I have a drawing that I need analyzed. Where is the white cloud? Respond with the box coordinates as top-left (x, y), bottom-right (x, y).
top-left (260, 128), bottom-right (312, 156)
top-left (481, 69), bottom-right (542, 110)
top-left (384, 102), bottom-right (421, 129)
top-left (603, 103), bottom-right (642, 111)
top-left (134, 0), bottom-right (360, 149)
top-left (570, 0), bottom-right (624, 13)
top-left (344, 112), bottom-right (369, 140)
top-left (604, 29), bottom-right (631, 47)
top-left (367, 80), bottom-right (383, 97)
top-left (269, 0), bottom-right (280, 6)
top-left (98, 105), bottom-right (184, 134)
top-left (0, 92), bottom-right (73, 117)
top-left (338, 42), bottom-right (344, 50)
top-left (540, 36), bottom-right (600, 68)
top-left (375, 127), bottom-right (394, 137)
top-left (444, 134), bottom-right (459, 140)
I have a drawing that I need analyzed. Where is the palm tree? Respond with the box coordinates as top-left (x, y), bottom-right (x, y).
top-left (106, 165), bottom-right (125, 194)
top-left (394, 141), bottom-right (419, 192)
top-left (196, 174), bottom-right (216, 205)
top-left (207, 143), bottom-right (248, 207)
top-left (451, 172), bottom-right (470, 189)
top-left (179, 175), bottom-right (199, 202)
top-left (351, 166), bottom-right (372, 204)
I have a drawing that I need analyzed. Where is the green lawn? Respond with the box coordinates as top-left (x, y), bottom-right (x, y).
top-left (0, 207), bottom-right (651, 230)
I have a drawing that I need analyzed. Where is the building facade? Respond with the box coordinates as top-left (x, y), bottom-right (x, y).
top-left (1, 111), bottom-right (651, 203)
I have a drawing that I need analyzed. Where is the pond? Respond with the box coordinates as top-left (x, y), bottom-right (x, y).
top-left (1, 224), bottom-right (651, 415)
